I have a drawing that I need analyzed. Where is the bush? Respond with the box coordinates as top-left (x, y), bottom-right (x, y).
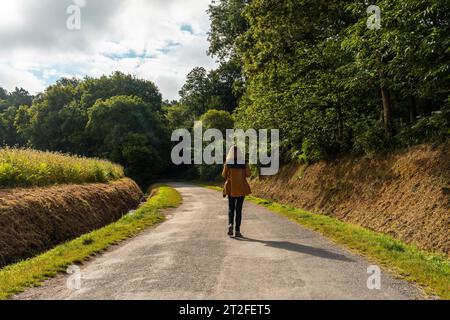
top-left (87, 96), bottom-right (168, 187)
top-left (296, 138), bottom-right (325, 164)
top-left (396, 108), bottom-right (450, 147)
top-left (352, 118), bottom-right (387, 155)
top-left (200, 109), bottom-right (234, 132)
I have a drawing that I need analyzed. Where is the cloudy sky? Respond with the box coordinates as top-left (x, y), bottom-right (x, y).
top-left (0, 0), bottom-right (217, 100)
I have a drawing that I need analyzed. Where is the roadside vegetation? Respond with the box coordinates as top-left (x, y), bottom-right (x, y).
top-left (0, 185), bottom-right (181, 300)
top-left (0, 147), bottom-right (124, 188)
top-left (206, 186), bottom-right (450, 299)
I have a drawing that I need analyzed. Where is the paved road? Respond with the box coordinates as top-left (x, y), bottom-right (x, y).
top-left (15, 183), bottom-right (422, 300)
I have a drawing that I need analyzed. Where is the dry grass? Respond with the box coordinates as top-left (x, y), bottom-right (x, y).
top-left (0, 178), bottom-right (142, 267)
top-left (0, 147), bottom-right (124, 188)
top-left (249, 143), bottom-right (450, 255)
top-left (0, 185), bottom-right (181, 300)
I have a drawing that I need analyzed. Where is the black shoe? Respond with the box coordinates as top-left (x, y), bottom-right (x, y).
top-left (227, 225), bottom-right (233, 236)
top-left (235, 231), bottom-right (243, 238)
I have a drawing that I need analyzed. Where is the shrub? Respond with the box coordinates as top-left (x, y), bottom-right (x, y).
top-left (396, 108), bottom-right (450, 147)
top-left (296, 138), bottom-right (325, 164)
top-left (352, 118), bottom-right (387, 155)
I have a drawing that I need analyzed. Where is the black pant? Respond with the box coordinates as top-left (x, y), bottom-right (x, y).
top-left (228, 196), bottom-right (245, 231)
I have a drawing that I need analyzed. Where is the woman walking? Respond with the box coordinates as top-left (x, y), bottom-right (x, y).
top-left (222, 146), bottom-right (251, 237)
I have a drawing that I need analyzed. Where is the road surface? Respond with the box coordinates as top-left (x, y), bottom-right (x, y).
top-left (15, 183), bottom-right (422, 300)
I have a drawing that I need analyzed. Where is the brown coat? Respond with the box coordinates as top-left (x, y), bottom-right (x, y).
top-left (222, 164), bottom-right (251, 197)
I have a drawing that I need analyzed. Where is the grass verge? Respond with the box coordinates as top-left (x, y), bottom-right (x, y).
top-left (0, 185), bottom-right (181, 300)
top-left (206, 186), bottom-right (449, 299)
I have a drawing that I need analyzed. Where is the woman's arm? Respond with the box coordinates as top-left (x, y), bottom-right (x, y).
top-left (222, 164), bottom-right (228, 179)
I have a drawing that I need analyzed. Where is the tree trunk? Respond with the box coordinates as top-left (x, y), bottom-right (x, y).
top-left (380, 85), bottom-right (393, 138)
top-left (336, 104), bottom-right (343, 146)
top-left (379, 69), bottom-right (393, 138)
top-left (409, 95), bottom-right (417, 124)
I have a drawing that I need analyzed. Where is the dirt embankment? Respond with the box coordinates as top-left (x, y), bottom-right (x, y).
top-left (250, 143), bottom-right (450, 255)
top-left (0, 178), bottom-right (142, 267)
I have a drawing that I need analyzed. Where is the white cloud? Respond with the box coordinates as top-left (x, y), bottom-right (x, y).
top-left (0, 64), bottom-right (46, 93)
top-left (0, 0), bottom-right (217, 100)
top-left (0, 2), bottom-right (26, 29)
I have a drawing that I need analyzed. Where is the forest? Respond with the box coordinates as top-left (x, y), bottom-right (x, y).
top-left (1, 0), bottom-right (449, 186)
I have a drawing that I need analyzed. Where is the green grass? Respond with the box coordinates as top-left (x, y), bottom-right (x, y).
top-left (206, 185), bottom-right (450, 299)
top-left (0, 185), bottom-right (181, 300)
top-left (0, 147), bottom-right (124, 188)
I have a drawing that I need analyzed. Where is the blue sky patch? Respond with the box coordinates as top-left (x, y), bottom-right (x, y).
top-left (104, 50), bottom-right (157, 61)
top-left (180, 24), bottom-right (194, 34)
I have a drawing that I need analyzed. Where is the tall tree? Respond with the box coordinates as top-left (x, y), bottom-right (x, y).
top-left (0, 87), bottom-right (7, 100)
top-left (343, 0), bottom-right (450, 137)
top-left (229, 0), bottom-right (449, 160)
top-left (79, 71), bottom-right (162, 113)
top-left (87, 95), bottom-right (168, 185)
top-left (208, 0), bottom-right (251, 62)
top-left (207, 0), bottom-right (249, 116)
top-left (235, 0), bottom-right (358, 158)
top-left (208, 60), bottom-right (245, 113)
top-left (0, 87), bottom-right (33, 146)
top-left (179, 67), bottom-right (211, 118)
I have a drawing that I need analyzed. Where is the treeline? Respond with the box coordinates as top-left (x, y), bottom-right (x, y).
top-left (0, 73), bottom-right (168, 186)
top-left (0, 69), bottom-right (238, 184)
top-left (178, 0), bottom-right (449, 163)
top-left (2, 0), bottom-right (449, 184)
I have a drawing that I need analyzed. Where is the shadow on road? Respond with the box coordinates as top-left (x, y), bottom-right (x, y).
top-left (233, 237), bottom-right (355, 262)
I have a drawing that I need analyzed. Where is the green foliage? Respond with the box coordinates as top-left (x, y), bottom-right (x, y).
top-left (24, 80), bottom-right (89, 154)
top-left (296, 139), bottom-right (324, 164)
top-left (23, 72), bottom-right (163, 156)
top-left (79, 72), bottom-right (162, 113)
top-left (165, 103), bottom-right (194, 131)
top-left (2, 72), bottom-right (167, 187)
top-left (396, 108), bottom-right (450, 146)
top-left (121, 134), bottom-right (165, 186)
top-left (227, 0), bottom-right (450, 162)
top-left (0, 88), bottom-right (32, 111)
top-left (0, 88), bottom-right (7, 101)
top-left (200, 109), bottom-right (234, 132)
top-left (0, 147), bottom-right (124, 188)
top-left (195, 165), bottom-right (224, 182)
top-left (177, 61), bottom-right (243, 127)
top-left (207, 0), bottom-right (249, 61)
top-left (2, 0), bottom-right (449, 183)
top-left (352, 118), bottom-right (387, 155)
top-left (0, 87), bottom-right (33, 146)
top-left (87, 95), bottom-right (168, 186)
top-left (179, 67), bottom-right (211, 118)
top-left (208, 59), bottom-right (244, 113)
top-left (194, 109), bottom-right (235, 180)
